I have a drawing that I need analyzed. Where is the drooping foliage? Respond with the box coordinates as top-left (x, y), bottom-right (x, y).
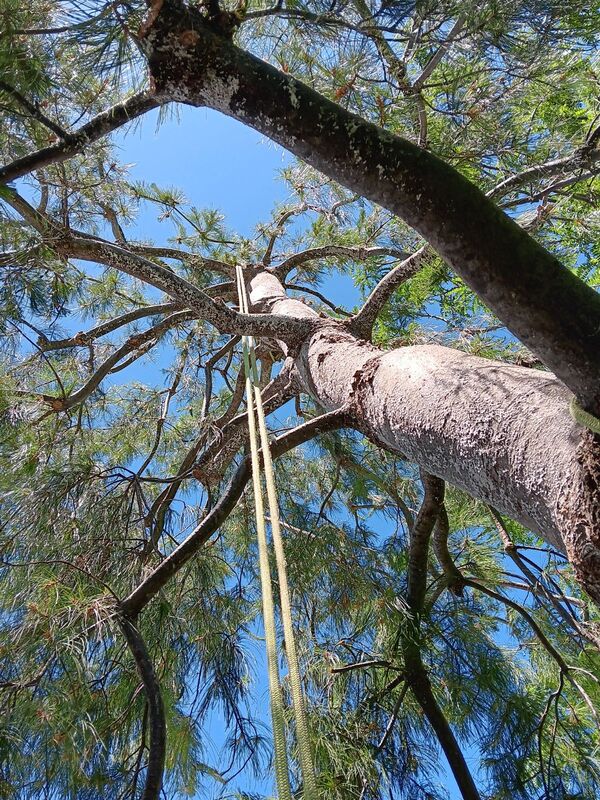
top-left (1, 1), bottom-right (600, 798)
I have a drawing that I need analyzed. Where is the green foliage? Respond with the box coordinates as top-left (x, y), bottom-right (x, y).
top-left (0, 1), bottom-right (600, 799)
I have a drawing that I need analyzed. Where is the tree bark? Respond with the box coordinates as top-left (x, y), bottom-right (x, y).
top-left (248, 271), bottom-right (600, 604)
top-left (139, 0), bottom-right (600, 416)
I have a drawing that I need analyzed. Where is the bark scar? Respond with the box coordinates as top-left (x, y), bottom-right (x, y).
top-left (349, 354), bottom-right (383, 405)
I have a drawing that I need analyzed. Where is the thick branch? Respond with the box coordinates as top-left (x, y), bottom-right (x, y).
top-left (141, 3), bottom-right (600, 413)
top-left (3, 187), bottom-right (315, 343)
top-left (432, 505), bottom-right (465, 595)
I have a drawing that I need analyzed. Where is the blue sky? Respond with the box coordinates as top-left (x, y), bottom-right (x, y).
top-left (114, 104), bottom-right (465, 800)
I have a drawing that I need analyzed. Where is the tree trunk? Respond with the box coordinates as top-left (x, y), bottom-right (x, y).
top-left (248, 271), bottom-right (600, 604)
top-left (140, 0), bottom-right (600, 415)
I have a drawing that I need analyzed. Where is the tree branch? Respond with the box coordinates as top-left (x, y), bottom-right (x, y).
top-left (488, 149), bottom-right (600, 200)
top-left (38, 302), bottom-right (182, 350)
top-left (464, 578), bottom-right (600, 727)
top-left (117, 615), bottom-right (166, 800)
top-left (349, 245), bottom-right (427, 338)
top-left (41, 310), bottom-right (193, 412)
top-left (141, 4), bottom-right (600, 412)
top-left (2, 187), bottom-right (315, 343)
top-left (0, 92), bottom-right (160, 185)
top-left (0, 79), bottom-right (68, 139)
top-left (121, 407), bottom-right (350, 616)
top-left (411, 14), bottom-right (467, 92)
top-left (273, 244), bottom-right (410, 279)
top-left (399, 471), bottom-right (481, 800)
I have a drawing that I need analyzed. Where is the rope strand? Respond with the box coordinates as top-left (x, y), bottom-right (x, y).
top-left (236, 267), bottom-right (293, 800)
top-left (236, 266), bottom-right (318, 799)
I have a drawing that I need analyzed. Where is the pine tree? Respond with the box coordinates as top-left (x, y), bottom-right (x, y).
top-left (2, 2), bottom-right (600, 798)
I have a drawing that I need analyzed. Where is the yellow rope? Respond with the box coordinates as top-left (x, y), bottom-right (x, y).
top-left (236, 266), bottom-right (318, 799)
top-left (236, 267), bottom-right (293, 800)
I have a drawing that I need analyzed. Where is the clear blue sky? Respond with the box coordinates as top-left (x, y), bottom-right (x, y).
top-left (115, 104), bottom-right (465, 800)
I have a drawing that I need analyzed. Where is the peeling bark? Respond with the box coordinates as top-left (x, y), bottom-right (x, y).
top-left (248, 270), bottom-right (600, 604)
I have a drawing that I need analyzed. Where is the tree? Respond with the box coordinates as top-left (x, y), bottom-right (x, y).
top-left (1, 1), bottom-right (600, 798)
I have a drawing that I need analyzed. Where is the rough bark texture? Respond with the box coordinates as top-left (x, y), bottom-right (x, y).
top-left (139, 0), bottom-right (600, 415)
top-left (248, 270), bottom-right (600, 603)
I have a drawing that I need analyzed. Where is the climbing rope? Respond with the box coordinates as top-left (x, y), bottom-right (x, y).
top-left (236, 266), bottom-right (318, 800)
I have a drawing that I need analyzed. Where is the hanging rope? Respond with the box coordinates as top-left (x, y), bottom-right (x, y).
top-left (236, 266), bottom-right (318, 800)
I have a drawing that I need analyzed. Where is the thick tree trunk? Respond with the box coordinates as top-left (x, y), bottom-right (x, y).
top-left (140, 0), bottom-right (600, 415)
top-left (249, 271), bottom-right (600, 604)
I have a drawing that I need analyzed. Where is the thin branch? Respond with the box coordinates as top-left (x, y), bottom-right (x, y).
top-left (273, 244), bottom-right (410, 279)
top-left (375, 681), bottom-right (409, 754)
top-left (330, 659), bottom-right (396, 674)
top-left (431, 504), bottom-right (465, 595)
top-left (0, 79), bottom-right (68, 139)
top-left (464, 579), bottom-right (600, 728)
top-left (262, 204), bottom-right (308, 265)
top-left (38, 303), bottom-right (181, 350)
top-left (121, 407), bottom-right (350, 616)
top-left (350, 245), bottom-right (427, 338)
top-left (487, 149), bottom-right (600, 200)
top-left (117, 616), bottom-right (166, 800)
top-left (411, 14), bottom-right (467, 92)
top-left (284, 282), bottom-right (351, 316)
top-left (488, 507), bottom-right (599, 648)
top-left (42, 311), bottom-right (193, 412)
top-left (143, 357), bottom-right (292, 542)
top-left (0, 92), bottom-right (160, 185)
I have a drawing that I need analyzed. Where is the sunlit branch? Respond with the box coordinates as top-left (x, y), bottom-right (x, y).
top-left (464, 578), bottom-right (600, 728)
top-left (0, 78), bottom-right (68, 139)
top-left (0, 92), bottom-right (160, 185)
top-left (38, 303), bottom-right (182, 351)
top-left (488, 149), bottom-right (600, 200)
top-left (42, 310), bottom-right (193, 412)
top-left (3, 186), bottom-right (315, 342)
top-left (411, 14), bottom-right (467, 91)
top-left (488, 507), bottom-right (600, 649)
top-left (125, 243), bottom-right (234, 277)
top-left (273, 244), bottom-right (410, 280)
top-left (284, 282), bottom-right (352, 317)
top-left (350, 246), bottom-right (427, 338)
